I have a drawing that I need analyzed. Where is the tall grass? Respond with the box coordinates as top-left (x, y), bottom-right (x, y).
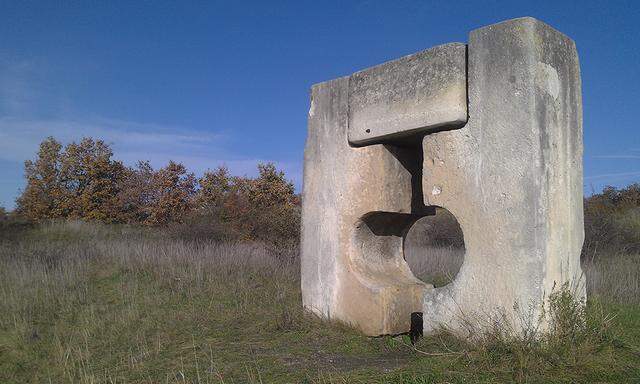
top-left (404, 242), bottom-right (640, 305)
top-left (0, 221), bottom-right (304, 383)
top-left (0, 220), bottom-right (638, 383)
top-left (584, 252), bottom-right (640, 305)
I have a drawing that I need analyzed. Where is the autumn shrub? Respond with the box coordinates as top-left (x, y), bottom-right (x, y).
top-left (239, 163), bottom-right (300, 244)
top-left (59, 138), bottom-right (127, 222)
top-left (583, 183), bottom-right (640, 258)
top-left (16, 137), bottom-right (126, 223)
top-left (144, 161), bottom-right (196, 226)
top-left (15, 137), bottom-right (301, 245)
top-left (116, 160), bottom-right (156, 223)
top-left (177, 163), bottom-right (300, 246)
top-left (15, 138), bottom-right (66, 220)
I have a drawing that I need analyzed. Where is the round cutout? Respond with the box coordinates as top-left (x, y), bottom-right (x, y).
top-left (403, 208), bottom-right (464, 287)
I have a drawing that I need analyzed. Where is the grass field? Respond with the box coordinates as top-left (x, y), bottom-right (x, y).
top-left (1, 221), bottom-right (639, 383)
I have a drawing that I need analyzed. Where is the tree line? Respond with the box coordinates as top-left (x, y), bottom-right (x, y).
top-left (4, 136), bottom-right (639, 250)
top-left (11, 137), bottom-right (300, 243)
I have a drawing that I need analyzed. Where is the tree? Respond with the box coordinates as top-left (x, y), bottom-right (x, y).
top-left (146, 161), bottom-right (196, 226)
top-left (190, 162), bottom-right (301, 243)
top-left (117, 161), bottom-right (155, 224)
top-left (16, 137), bottom-right (64, 220)
top-left (17, 137), bottom-right (128, 223)
top-left (16, 137), bottom-right (302, 238)
top-left (59, 138), bottom-right (126, 222)
top-left (250, 163), bottom-right (297, 208)
top-left (245, 163), bottom-right (300, 243)
top-left (197, 166), bottom-right (232, 212)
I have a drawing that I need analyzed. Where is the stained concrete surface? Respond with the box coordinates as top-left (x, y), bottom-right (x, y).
top-left (302, 17), bottom-right (584, 337)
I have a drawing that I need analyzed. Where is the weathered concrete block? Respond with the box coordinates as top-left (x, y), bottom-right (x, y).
top-left (421, 17), bottom-right (584, 336)
top-left (302, 76), bottom-right (430, 336)
top-left (302, 17), bottom-right (584, 338)
top-left (348, 43), bottom-right (467, 146)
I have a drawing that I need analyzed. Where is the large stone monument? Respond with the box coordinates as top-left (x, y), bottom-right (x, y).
top-left (301, 17), bottom-right (584, 337)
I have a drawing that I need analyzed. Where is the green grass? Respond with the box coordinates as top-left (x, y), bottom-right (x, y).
top-left (1, 221), bottom-right (639, 383)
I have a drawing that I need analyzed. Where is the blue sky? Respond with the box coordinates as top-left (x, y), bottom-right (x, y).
top-left (1, 1), bottom-right (639, 209)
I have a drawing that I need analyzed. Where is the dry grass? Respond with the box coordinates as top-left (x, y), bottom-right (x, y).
top-left (584, 252), bottom-right (640, 305)
top-left (405, 244), bottom-right (640, 305)
top-left (0, 220), bottom-right (639, 383)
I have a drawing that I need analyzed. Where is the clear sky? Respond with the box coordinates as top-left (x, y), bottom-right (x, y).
top-left (1, 1), bottom-right (639, 209)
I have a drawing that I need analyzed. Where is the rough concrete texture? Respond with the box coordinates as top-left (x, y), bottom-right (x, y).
top-left (301, 17), bottom-right (584, 337)
top-left (302, 75), bottom-right (432, 335)
top-left (348, 43), bottom-right (468, 146)
top-left (421, 18), bottom-right (584, 336)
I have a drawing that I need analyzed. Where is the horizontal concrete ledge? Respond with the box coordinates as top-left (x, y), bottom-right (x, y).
top-left (347, 42), bottom-right (468, 146)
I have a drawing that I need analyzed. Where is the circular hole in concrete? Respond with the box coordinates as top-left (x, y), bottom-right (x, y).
top-left (403, 207), bottom-right (465, 287)
top-left (365, 129), bottom-right (371, 133)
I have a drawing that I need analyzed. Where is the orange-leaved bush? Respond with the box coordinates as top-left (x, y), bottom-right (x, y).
top-left (15, 137), bottom-right (301, 245)
top-left (145, 161), bottom-right (196, 226)
top-left (15, 137), bottom-right (65, 221)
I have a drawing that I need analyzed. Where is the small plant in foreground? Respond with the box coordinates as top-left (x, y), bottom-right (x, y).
top-left (433, 286), bottom-right (626, 382)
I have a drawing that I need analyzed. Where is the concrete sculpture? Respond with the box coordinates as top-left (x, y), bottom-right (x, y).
top-left (301, 17), bottom-right (584, 337)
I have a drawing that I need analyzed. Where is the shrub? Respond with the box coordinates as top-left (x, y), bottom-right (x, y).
top-left (145, 161), bottom-right (196, 226)
top-left (15, 137), bottom-right (301, 246)
top-left (15, 137), bottom-right (65, 220)
top-left (184, 163), bottom-right (301, 246)
top-left (584, 183), bottom-right (640, 257)
top-left (16, 137), bottom-right (127, 223)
